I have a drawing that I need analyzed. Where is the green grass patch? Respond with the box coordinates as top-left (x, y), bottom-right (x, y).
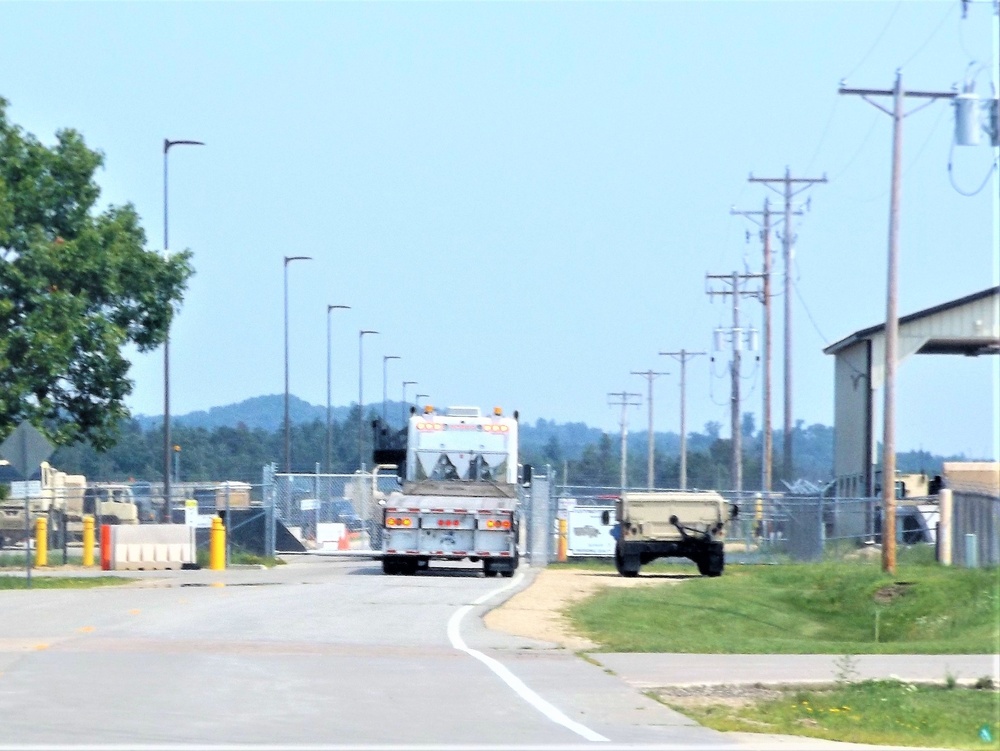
top-left (666, 680), bottom-right (1000, 750)
top-left (0, 575), bottom-right (129, 589)
top-left (568, 560), bottom-right (999, 653)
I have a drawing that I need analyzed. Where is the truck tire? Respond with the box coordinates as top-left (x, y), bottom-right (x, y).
top-left (614, 542), bottom-right (640, 577)
top-left (382, 557), bottom-right (400, 575)
top-left (695, 542), bottom-right (725, 577)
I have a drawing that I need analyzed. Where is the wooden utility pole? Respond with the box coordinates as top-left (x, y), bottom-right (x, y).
top-left (608, 391), bottom-right (642, 495)
top-left (839, 72), bottom-right (957, 575)
top-left (658, 349), bottom-right (706, 490)
top-left (730, 198), bottom-right (802, 493)
top-left (749, 168), bottom-right (826, 485)
top-left (630, 369), bottom-right (668, 490)
top-left (706, 271), bottom-right (765, 493)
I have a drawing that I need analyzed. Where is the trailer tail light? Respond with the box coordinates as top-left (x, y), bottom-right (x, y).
top-left (386, 517), bottom-right (413, 527)
top-left (481, 517), bottom-right (512, 529)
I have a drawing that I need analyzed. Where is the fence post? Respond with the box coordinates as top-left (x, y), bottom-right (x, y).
top-left (938, 489), bottom-right (952, 565)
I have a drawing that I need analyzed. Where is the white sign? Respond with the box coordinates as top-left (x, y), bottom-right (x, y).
top-left (300, 498), bottom-right (318, 511)
top-left (184, 500), bottom-right (198, 527)
top-left (567, 507), bottom-right (616, 557)
top-left (9, 480), bottom-right (41, 499)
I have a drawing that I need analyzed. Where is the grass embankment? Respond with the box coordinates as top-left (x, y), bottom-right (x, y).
top-left (564, 557), bottom-right (999, 748)
top-left (0, 575), bottom-right (128, 589)
top-left (668, 680), bottom-right (999, 751)
top-left (566, 558), bottom-right (999, 654)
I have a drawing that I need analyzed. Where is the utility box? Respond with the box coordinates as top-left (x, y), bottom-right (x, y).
top-left (215, 481), bottom-right (251, 509)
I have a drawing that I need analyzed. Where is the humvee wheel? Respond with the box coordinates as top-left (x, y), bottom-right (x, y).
top-left (614, 543), bottom-right (640, 577)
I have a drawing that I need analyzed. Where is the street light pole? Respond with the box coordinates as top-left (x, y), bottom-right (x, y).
top-left (382, 355), bottom-right (400, 426)
top-left (402, 381), bottom-right (417, 424)
top-left (326, 304), bottom-right (351, 473)
top-left (358, 330), bottom-right (379, 469)
top-left (162, 138), bottom-right (203, 523)
top-left (283, 256), bottom-right (312, 474)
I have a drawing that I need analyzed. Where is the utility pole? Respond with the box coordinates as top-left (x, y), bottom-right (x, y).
top-left (706, 271), bottom-right (764, 493)
top-left (607, 391), bottom-right (642, 495)
top-left (630, 369), bottom-right (668, 490)
top-left (658, 349), bottom-right (706, 490)
top-left (839, 72), bottom-right (958, 576)
top-left (749, 168), bottom-right (826, 484)
top-left (730, 198), bottom-right (801, 493)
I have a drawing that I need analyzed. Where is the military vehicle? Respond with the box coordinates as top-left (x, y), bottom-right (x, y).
top-left (604, 490), bottom-right (738, 577)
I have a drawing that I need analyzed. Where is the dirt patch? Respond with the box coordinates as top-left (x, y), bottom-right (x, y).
top-left (652, 684), bottom-right (784, 709)
top-left (873, 581), bottom-right (913, 605)
top-left (484, 567), bottom-right (686, 650)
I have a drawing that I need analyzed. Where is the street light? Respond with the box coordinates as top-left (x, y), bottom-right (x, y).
top-left (326, 304), bottom-right (351, 473)
top-left (162, 138), bottom-right (204, 522)
top-left (382, 355), bottom-right (400, 426)
top-left (358, 329), bottom-right (379, 469)
top-left (402, 380), bottom-right (417, 424)
top-left (415, 393), bottom-right (429, 410)
top-left (284, 255), bottom-right (312, 473)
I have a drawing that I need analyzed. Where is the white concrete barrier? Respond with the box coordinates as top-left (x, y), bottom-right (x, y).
top-left (106, 524), bottom-right (195, 570)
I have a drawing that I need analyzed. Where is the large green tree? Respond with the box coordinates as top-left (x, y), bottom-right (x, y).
top-left (0, 97), bottom-right (194, 449)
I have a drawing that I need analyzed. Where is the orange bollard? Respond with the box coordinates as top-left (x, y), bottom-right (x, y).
top-left (100, 524), bottom-right (112, 571)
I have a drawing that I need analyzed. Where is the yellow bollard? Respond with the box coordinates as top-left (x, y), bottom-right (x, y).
top-left (82, 515), bottom-right (95, 567)
top-left (35, 517), bottom-right (48, 567)
top-left (209, 516), bottom-right (226, 571)
top-left (557, 517), bottom-right (568, 562)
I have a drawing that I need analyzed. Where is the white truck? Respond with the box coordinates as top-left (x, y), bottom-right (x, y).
top-left (379, 405), bottom-right (521, 577)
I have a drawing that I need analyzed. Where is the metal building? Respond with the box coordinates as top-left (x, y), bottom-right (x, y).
top-left (824, 286), bottom-right (999, 498)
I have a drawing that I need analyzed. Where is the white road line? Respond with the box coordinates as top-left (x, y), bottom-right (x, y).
top-left (446, 572), bottom-right (609, 743)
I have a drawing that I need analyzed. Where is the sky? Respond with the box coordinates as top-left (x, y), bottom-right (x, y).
top-left (2, 1), bottom-right (998, 461)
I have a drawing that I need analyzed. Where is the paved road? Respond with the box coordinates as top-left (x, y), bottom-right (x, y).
top-left (0, 556), bottom-right (977, 750)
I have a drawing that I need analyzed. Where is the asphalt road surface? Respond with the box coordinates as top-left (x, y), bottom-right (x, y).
top-left (0, 556), bottom-right (958, 750)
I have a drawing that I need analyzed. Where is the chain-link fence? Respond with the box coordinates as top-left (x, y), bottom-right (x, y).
top-left (546, 485), bottom-right (948, 565)
top-left (262, 464), bottom-right (403, 554)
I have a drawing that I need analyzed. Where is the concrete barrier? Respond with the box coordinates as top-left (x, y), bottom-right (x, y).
top-left (103, 524), bottom-right (196, 570)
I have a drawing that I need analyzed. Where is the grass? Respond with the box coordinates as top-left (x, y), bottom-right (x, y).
top-left (566, 559), bottom-right (999, 653)
top-left (663, 680), bottom-right (1000, 750)
top-left (0, 575), bottom-right (129, 589)
top-left (195, 546), bottom-right (285, 568)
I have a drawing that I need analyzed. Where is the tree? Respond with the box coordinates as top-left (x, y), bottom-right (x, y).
top-left (0, 98), bottom-right (193, 449)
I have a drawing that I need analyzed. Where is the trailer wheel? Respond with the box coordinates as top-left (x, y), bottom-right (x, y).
top-left (382, 557), bottom-right (400, 575)
top-left (614, 542), bottom-right (640, 577)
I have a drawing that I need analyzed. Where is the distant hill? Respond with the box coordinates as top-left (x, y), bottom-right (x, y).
top-left (133, 395), bottom-right (355, 432)
top-left (132, 396), bottom-right (621, 461)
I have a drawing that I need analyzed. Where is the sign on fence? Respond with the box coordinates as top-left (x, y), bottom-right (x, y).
top-left (566, 507), bottom-right (616, 557)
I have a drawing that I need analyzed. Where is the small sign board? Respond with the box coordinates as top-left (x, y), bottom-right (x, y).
top-left (9, 480), bottom-right (42, 499)
top-left (567, 507), bottom-right (616, 557)
top-left (300, 498), bottom-right (318, 511)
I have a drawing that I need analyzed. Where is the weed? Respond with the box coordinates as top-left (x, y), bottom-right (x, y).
top-left (834, 654), bottom-right (861, 684)
top-left (973, 676), bottom-right (995, 690)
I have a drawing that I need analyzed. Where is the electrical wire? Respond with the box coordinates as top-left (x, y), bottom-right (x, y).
top-left (947, 138), bottom-right (999, 195)
top-left (899, 0), bottom-right (959, 71)
top-left (847, 98), bottom-right (950, 203)
top-left (842, 0), bottom-right (904, 82)
top-left (829, 109), bottom-right (882, 183)
top-left (792, 277), bottom-right (830, 346)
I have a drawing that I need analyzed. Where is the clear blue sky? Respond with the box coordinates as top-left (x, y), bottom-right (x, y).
top-left (3, 1), bottom-right (997, 460)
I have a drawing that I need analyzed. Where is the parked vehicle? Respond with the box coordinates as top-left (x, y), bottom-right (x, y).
top-left (606, 490), bottom-right (738, 577)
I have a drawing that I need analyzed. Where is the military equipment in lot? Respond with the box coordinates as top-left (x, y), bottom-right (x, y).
top-left (606, 490), bottom-right (738, 577)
